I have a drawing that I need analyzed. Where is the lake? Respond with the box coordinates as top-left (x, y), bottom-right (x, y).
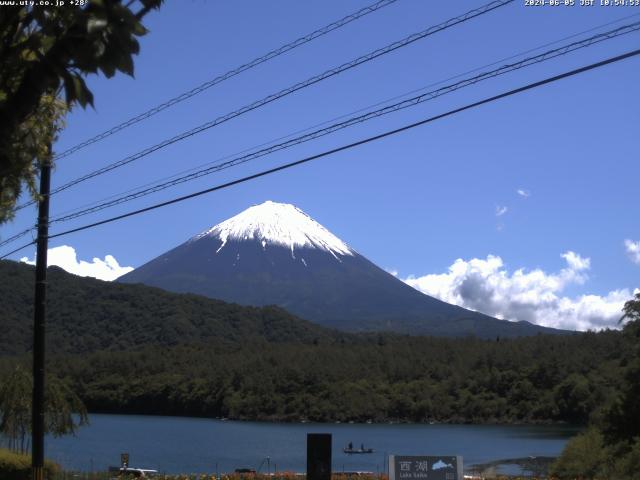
top-left (44, 414), bottom-right (579, 475)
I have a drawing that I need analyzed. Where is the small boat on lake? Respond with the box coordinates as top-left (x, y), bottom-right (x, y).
top-left (343, 442), bottom-right (374, 454)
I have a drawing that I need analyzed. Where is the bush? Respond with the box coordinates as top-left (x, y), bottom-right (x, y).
top-left (550, 428), bottom-right (607, 479)
top-left (609, 438), bottom-right (640, 480)
top-left (0, 448), bottom-right (60, 480)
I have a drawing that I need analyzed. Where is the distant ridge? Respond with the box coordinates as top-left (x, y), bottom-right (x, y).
top-left (119, 201), bottom-right (566, 338)
top-left (0, 259), bottom-right (337, 356)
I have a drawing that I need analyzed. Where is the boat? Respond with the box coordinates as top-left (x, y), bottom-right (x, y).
top-left (343, 443), bottom-right (374, 454)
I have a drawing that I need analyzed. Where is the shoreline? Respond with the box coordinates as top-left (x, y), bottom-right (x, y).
top-left (82, 410), bottom-right (582, 428)
top-left (41, 414), bottom-right (576, 475)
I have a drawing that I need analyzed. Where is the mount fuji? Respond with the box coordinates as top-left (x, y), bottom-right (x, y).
top-left (119, 201), bottom-right (561, 338)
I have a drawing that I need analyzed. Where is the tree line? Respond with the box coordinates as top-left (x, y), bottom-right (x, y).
top-left (1, 260), bottom-right (638, 478)
top-left (550, 292), bottom-right (640, 479)
top-left (1, 328), bottom-right (628, 426)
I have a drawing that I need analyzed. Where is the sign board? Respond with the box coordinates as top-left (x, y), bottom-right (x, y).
top-left (307, 433), bottom-right (332, 480)
top-left (389, 455), bottom-right (463, 480)
top-left (121, 453), bottom-right (129, 468)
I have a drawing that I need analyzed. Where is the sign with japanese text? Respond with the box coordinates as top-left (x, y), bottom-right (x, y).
top-left (389, 455), bottom-right (462, 480)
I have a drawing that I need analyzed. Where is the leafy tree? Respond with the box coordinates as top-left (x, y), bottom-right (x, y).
top-left (0, 367), bottom-right (29, 453)
top-left (552, 293), bottom-right (640, 479)
top-left (553, 374), bottom-right (593, 424)
top-left (0, 365), bottom-right (88, 454)
top-left (550, 428), bottom-right (608, 479)
top-left (610, 439), bottom-right (640, 480)
top-left (603, 292), bottom-right (640, 441)
top-left (623, 292), bottom-right (640, 319)
top-left (0, 95), bottom-right (66, 225)
top-left (0, 0), bottom-right (163, 224)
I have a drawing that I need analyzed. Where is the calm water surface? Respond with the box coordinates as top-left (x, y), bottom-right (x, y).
top-left (45, 414), bottom-right (579, 474)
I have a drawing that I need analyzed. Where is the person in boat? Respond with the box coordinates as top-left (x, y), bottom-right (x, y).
top-left (348, 442), bottom-right (353, 450)
top-left (361, 443), bottom-right (364, 450)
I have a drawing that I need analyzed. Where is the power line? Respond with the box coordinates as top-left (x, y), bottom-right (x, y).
top-left (45, 21), bottom-right (640, 225)
top-left (13, 0), bottom-right (513, 212)
top-left (0, 0), bottom-right (398, 183)
top-left (11, 7), bottom-right (632, 249)
top-left (3, 47), bottom-right (637, 259)
top-left (51, 0), bottom-right (401, 162)
top-left (47, 11), bottom-right (640, 222)
top-left (0, 228), bottom-right (33, 249)
top-left (1, 241), bottom-right (35, 259)
top-left (3, 17), bottom-right (637, 250)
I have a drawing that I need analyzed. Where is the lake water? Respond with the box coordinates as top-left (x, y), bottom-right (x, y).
top-left (44, 414), bottom-right (579, 475)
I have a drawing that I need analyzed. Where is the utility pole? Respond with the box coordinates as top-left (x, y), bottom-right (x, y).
top-left (32, 150), bottom-right (51, 480)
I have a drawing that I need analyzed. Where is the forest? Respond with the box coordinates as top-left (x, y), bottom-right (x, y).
top-left (39, 331), bottom-right (630, 424)
top-left (0, 260), bottom-right (630, 425)
top-left (2, 260), bottom-right (640, 477)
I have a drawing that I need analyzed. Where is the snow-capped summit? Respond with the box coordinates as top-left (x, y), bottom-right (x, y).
top-left (196, 201), bottom-right (354, 259)
top-left (120, 201), bottom-right (562, 338)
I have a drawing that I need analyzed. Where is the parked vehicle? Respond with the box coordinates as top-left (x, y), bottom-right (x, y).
top-left (109, 467), bottom-right (158, 478)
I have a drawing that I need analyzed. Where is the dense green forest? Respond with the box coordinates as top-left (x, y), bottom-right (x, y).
top-left (550, 296), bottom-right (640, 479)
top-left (0, 259), bottom-right (633, 427)
top-left (34, 331), bottom-right (625, 424)
top-left (0, 260), bottom-right (339, 355)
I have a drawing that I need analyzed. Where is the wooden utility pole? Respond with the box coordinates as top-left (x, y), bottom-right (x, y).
top-left (32, 151), bottom-right (51, 480)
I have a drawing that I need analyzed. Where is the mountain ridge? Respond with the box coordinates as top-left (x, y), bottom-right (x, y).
top-left (0, 259), bottom-right (340, 356)
top-left (119, 201), bottom-right (566, 338)
top-left (0, 259), bottom-right (621, 426)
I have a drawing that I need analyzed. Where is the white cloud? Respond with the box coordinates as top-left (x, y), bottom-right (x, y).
top-left (20, 245), bottom-right (133, 281)
top-left (517, 189), bottom-right (531, 198)
top-left (561, 250), bottom-right (590, 273)
top-left (404, 251), bottom-right (637, 331)
top-left (495, 205), bottom-right (508, 217)
top-left (624, 239), bottom-right (640, 265)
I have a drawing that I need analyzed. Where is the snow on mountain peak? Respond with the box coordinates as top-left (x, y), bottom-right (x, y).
top-left (197, 201), bottom-right (354, 258)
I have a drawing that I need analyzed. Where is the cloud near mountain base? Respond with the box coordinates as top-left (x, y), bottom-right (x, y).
top-left (404, 251), bottom-right (637, 331)
top-left (20, 245), bottom-right (133, 281)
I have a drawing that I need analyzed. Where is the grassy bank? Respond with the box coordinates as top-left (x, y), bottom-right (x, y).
top-left (0, 448), bottom-right (59, 480)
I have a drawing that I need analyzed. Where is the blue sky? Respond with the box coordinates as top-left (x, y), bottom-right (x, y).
top-left (4, 0), bottom-right (640, 330)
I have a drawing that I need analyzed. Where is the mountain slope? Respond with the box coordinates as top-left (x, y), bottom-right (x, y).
top-left (0, 260), bottom-right (338, 356)
top-left (0, 262), bottom-right (621, 425)
top-left (119, 201), bottom-right (563, 338)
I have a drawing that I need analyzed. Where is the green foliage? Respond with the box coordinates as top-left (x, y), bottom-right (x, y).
top-left (0, 0), bottom-right (163, 224)
top-left (553, 374), bottom-right (595, 424)
top-left (0, 95), bottom-right (66, 224)
top-left (601, 294), bottom-right (640, 442)
top-left (0, 365), bottom-right (88, 453)
top-left (0, 366), bottom-right (30, 453)
top-left (552, 433), bottom-right (640, 480)
top-left (621, 292), bottom-right (640, 324)
top-left (550, 428), bottom-right (607, 479)
top-left (609, 439), bottom-right (640, 480)
top-left (0, 260), bottom-right (633, 425)
top-left (0, 260), bottom-right (334, 355)
top-left (553, 294), bottom-right (640, 479)
top-left (0, 448), bottom-right (59, 480)
top-left (11, 329), bottom-right (623, 424)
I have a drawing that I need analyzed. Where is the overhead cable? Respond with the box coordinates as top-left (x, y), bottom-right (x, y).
top-left (48, 11), bottom-right (640, 221)
top-left (13, 0), bottom-right (514, 212)
top-left (3, 46), bottom-right (636, 260)
top-left (52, 0), bottom-right (401, 161)
top-left (47, 21), bottom-right (640, 224)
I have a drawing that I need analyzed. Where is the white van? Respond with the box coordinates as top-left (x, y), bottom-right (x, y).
top-left (110, 467), bottom-right (159, 478)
